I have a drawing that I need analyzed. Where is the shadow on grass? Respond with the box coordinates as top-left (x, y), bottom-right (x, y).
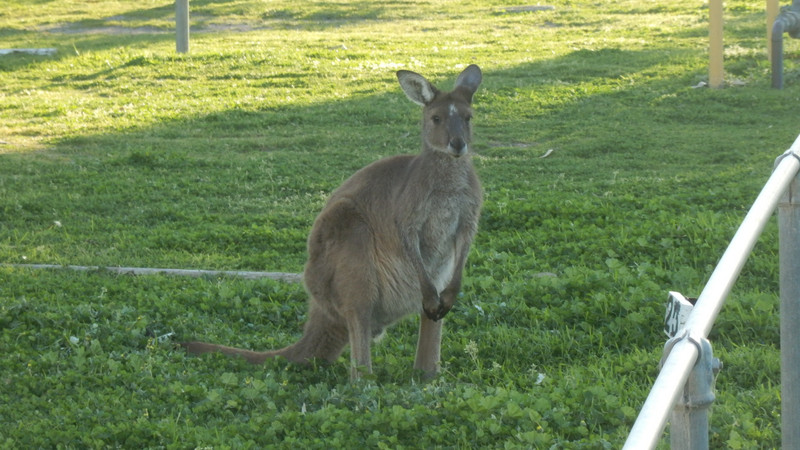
top-left (0, 0), bottom-right (414, 72)
top-left (38, 46), bottom-right (709, 161)
top-left (2, 39), bottom-right (798, 271)
top-left (6, 43), bottom-right (797, 185)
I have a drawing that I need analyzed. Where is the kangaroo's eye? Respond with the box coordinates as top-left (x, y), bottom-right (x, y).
top-left (432, 115), bottom-right (441, 124)
top-left (465, 114), bottom-right (472, 123)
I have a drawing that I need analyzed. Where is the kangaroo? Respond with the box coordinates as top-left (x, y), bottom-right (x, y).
top-left (182, 64), bottom-right (483, 380)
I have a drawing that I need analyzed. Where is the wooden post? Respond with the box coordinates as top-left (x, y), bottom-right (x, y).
top-left (176, 0), bottom-right (189, 54)
top-left (708, 0), bottom-right (724, 88)
top-left (767, 0), bottom-right (781, 61)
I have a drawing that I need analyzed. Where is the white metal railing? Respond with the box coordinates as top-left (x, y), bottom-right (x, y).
top-left (624, 133), bottom-right (800, 449)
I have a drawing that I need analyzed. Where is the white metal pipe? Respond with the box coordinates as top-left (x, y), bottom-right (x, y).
top-left (625, 135), bottom-right (800, 449)
top-left (685, 146), bottom-right (800, 339)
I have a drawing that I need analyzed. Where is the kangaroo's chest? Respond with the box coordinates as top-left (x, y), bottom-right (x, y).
top-left (418, 196), bottom-right (467, 289)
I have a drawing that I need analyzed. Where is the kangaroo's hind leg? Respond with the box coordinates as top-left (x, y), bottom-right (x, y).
top-left (332, 230), bottom-right (379, 380)
top-left (305, 198), bottom-right (379, 380)
top-left (343, 306), bottom-right (374, 380)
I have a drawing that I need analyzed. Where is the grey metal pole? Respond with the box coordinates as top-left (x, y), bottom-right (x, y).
top-left (778, 148), bottom-right (800, 450)
top-left (176, 0), bottom-right (189, 53)
top-left (669, 338), bottom-right (720, 450)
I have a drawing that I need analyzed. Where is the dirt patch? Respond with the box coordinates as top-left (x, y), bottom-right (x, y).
top-left (40, 21), bottom-right (269, 36)
top-left (41, 24), bottom-right (170, 35)
top-left (503, 5), bottom-right (556, 13)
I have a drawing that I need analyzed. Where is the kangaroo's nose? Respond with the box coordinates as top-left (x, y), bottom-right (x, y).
top-left (449, 138), bottom-right (466, 156)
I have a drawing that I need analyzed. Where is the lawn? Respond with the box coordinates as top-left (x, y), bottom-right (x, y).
top-left (1, 0), bottom-right (799, 447)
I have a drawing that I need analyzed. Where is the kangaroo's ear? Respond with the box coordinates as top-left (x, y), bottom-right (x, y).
top-left (454, 64), bottom-right (482, 103)
top-left (397, 70), bottom-right (438, 106)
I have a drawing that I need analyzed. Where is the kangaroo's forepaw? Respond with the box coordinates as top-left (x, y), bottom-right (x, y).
top-left (423, 303), bottom-right (450, 321)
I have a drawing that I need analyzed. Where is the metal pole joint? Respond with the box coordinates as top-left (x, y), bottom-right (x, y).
top-left (668, 336), bottom-right (721, 449)
top-left (776, 148), bottom-right (800, 168)
top-left (679, 338), bottom-right (721, 407)
top-left (660, 331), bottom-right (722, 381)
top-left (778, 3), bottom-right (800, 39)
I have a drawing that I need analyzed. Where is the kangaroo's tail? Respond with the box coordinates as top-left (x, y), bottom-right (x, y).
top-left (179, 341), bottom-right (283, 364)
top-left (180, 305), bottom-right (350, 365)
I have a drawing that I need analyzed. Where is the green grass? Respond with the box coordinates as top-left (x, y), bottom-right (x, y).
top-left (1, 0), bottom-right (798, 447)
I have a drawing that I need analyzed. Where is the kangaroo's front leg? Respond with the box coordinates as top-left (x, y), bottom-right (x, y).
top-left (414, 314), bottom-right (443, 379)
top-left (438, 240), bottom-right (470, 315)
top-left (401, 231), bottom-right (448, 321)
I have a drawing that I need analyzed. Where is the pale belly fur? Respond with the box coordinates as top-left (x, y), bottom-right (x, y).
top-left (371, 249), bottom-right (455, 331)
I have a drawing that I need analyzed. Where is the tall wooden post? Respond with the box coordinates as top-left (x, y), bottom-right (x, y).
top-left (708, 0), bottom-right (724, 88)
top-left (767, 0), bottom-right (781, 61)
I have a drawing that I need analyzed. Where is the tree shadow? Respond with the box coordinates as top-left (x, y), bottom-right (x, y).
top-left (11, 43), bottom-right (792, 170)
top-left (45, 47), bottom-right (688, 153)
top-left (0, 1), bottom-right (400, 72)
top-left (2, 42), bottom-right (798, 272)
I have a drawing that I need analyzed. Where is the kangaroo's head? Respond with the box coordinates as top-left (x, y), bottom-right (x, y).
top-left (397, 65), bottom-right (482, 158)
